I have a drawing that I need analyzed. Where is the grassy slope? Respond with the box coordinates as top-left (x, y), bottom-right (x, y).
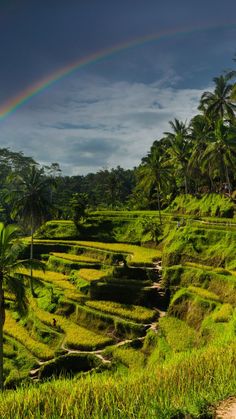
top-left (3, 198), bottom-right (236, 416)
top-left (1, 342), bottom-right (236, 418)
top-left (32, 239), bottom-right (161, 266)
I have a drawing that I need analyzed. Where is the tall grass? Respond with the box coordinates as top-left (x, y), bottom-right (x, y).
top-left (34, 239), bottom-right (161, 266)
top-left (77, 241), bottom-right (162, 266)
top-left (30, 299), bottom-right (113, 350)
top-left (4, 311), bottom-right (54, 360)
top-left (51, 252), bottom-right (99, 263)
top-left (19, 269), bottom-right (84, 302)
top-left (0, 342), bottom-right (236, 418)
top-left (78, 268), bottom-right (110, 282)
top-left (86, 300), bottom-right (157, 323)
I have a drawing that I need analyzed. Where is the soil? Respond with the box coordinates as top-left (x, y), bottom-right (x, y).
top-left (215, 397), bottom-right (236, 418)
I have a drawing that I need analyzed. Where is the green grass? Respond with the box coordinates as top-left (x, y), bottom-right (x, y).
top-left (78, 268), bottom-right (111, 282)
top-left (188, 286), bottom-right (220, 302)
top-left (4, 311), bottom-right (54, 361)
top-left (212, 304), bottom-right (233, 322)
top-left (30, 298), bottom-right (113, 350)
top-left (200, 310), bottom-right (236, 346)
top-left (169, 288), bottom-right (218, 329)
top-left (162, 223), bottom-right (236, 269)
top-left (11, 207), bottom-right (236, 415)
top-left (108, 346), bottom-right (146, 369)
top-left (158, 316), bottom-right (198, 353)
top-left (51, 252), bottom-right (99, 263)
top-left (1, 341), bottom-right (236, 418)
top-left (19, 269), bottom-right (85, 303)
top-left (76, 241), bottom-right (162, 266)
top-left (86, 300), bottom-right (157, 323)
top-left (47, 255), bottom-right (100, 274)
top-left (166, 193), bottom-right (234, 218)
top-left (33, 239), bottom-right (161, 266)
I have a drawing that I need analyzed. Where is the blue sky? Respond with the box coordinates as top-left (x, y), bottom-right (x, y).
top-left (0, 0), bottom-right (235, 174)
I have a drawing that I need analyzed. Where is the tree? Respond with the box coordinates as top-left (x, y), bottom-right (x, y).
top-left (165, 119), bottom-right (191, 194)
top-left (0, 223), bottom-right (26, 391)
top-left (137, 145), bottom-right (172, 223)
top-left (141, 216), bottom-right (162, 244)
top-left (199, 75), bottom-right (236, 122)
top-left (69, 193), bottom-right (88, 228)
top-left (188, 114), bottom-right (213, 192)
top-left (7, 165), bottom-right (53, 295)
top-left (201, 119), bottom-right (236, 195)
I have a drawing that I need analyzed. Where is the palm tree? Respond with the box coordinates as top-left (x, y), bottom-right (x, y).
top-left (201, 119), bottom-right (236, 195)
top-left (0, 223), bottom-right (26, 391)
top-left (199, 75), bottom-right (236, 122)
top-left (164, 119), bottom-right (191, 194)
top-left (7, 165), bottom-right (53, 295)
top-left (188, 114), bottom-right (214, 192)
top-left (137, 145), bottom-right (172, 223)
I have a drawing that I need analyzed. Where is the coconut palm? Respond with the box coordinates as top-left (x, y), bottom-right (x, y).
top-left (0, 223), bottom-right (27, 391)
top-left (137, 145), bottom-right (172, 223)
top-left (201, 119), bottom-right (236, 195)
top-left (7, 165), bottom-right (53, 295)
top-left (164, 119), bottom-right (191, 194)
top-left (188, 114), bottom-right (214, 191)
top-left (199, 75), bottom-right (236, 122)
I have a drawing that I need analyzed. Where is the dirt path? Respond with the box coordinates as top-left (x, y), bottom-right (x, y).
top-left (215, 397), bottom-right (236, 418)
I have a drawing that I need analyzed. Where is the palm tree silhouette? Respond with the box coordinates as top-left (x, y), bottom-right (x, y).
top-left (8, 166), bottom-right (52, 295)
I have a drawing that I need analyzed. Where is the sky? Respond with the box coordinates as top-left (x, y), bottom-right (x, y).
top-left (0, 0), bottom-right (235, 175)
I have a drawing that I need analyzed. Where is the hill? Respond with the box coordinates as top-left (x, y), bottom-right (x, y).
top-left (1, 195), bottom-right (236, 418)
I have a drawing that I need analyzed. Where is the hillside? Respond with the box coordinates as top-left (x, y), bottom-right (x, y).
top-left (2, 198), bottom-right (236, 418)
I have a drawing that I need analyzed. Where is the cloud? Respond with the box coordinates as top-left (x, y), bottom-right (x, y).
top-left (0, 75), bottom-right (208, 175)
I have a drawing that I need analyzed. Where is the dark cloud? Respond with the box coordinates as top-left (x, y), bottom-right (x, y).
top-left (41, 122), bottom-right (108, 131)
top-left (54, 137), bottom-right (121, 167)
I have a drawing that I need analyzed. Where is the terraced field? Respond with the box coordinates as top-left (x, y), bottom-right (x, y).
top-left (32, 239), bottom-right (162, 266)
top-left (4, 210), bottom-right (236, 418)
top-left (18, 269), bottom-right (85, 302)
top-left (4, 238), bottom-right (162, 385)
top-left (4, 311), bottom-right (54, 360)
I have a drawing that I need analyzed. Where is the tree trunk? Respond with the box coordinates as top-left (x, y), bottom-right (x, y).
top-left (156, 186), bottom-right (162, 225)
top-left (209, 175), bottom-right (214, 192)
top-left (0, 273), bottom-right (5, 391)
top-left (225, 163), bottom-right (232, 196)
top-left (30, 215), bottom-right (36, 297)
top-left (184, 174), bottom-right (188, 194)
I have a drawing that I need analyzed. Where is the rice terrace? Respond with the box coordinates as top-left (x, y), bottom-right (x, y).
top-left (1, 1), bottom-right (236, 418)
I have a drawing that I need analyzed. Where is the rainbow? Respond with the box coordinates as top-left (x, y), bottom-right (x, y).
top-left (0, 21), bottom-right (235, 121)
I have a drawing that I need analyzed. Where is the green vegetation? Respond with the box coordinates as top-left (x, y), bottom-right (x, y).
top-left (30, 298), bottom-right (113, 350)
top-left (85, 300), bottom-right (157, 323)
top-left (4, 311), bottom-right (54, 360)
top-left (167, 193), bottom-right (234, 217)
top-left (19, 269), bottom-right (85, 303)
top-left (0, 342), bottom-right (236, 418)
top-left (77, 268), bottom-right (111, 282)
top-left (1, 201), bottom-right (236, 416)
